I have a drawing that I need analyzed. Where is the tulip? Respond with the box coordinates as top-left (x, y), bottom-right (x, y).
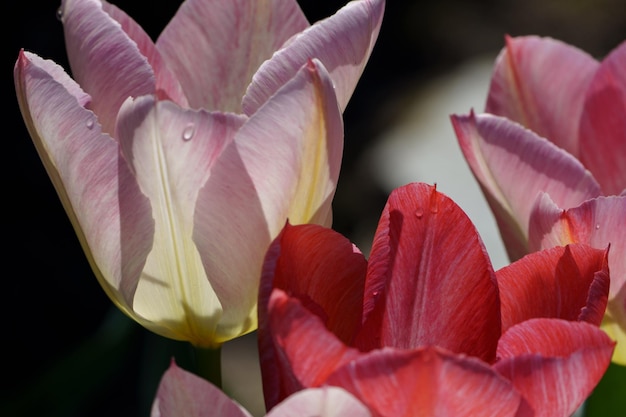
top-left (451, 36), bottom-right (626, 363)
top-left (151, 360), bottom-right (372, 417)
top-left (14, 0), bottom-right (384, 348)
top-left (258, 182), bottom-right (615, 417)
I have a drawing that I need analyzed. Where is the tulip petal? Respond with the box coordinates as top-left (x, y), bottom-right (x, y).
top-left (355, 183), bottom-right (501, 363)
top-left (496, 319), bottom-right (615, 417)
top-left (497, 244), bottom-right (610, 331)
top-left (100, 1), bottom-right (188, 107)
top-left (115, 95), bottom-right (246, 345)
top-left (151, 360), bottom-right (253, 417)
top-left (451, 112), bottom-right (602, 261)
top-left (60, 0), bottom-right (157, 135)
top-left (193, 59), bottom-right (343, 342)
top-left (156, 0), bottom-right (308, 112)
top-left (578, 41), bottom-right (626, 195)
top-left (529, 194), bottom-right (626, 364)
top-left (326, 347), bottom-right (532, 417)
top-left (260, 289), bottom-right (362, 409)
top-left (266, 387), bottom-right (372, 417)
top-left (14, 50), bottom-right (153, 317)
top-left (260, 223), bottom-right (367, 344)
top-left (485, 35), bottom-right (598, 157)
top-left (243, 0), bottom-right (385, 114)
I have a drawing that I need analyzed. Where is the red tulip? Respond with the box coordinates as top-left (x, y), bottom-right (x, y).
top-left (258, 182), bottom-right (614, 417)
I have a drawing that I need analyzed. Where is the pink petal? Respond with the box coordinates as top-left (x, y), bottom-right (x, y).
top-left (355, 183), bottom-right (501, 363)
top-left (100, 1), bottom-right (188, 107)
top-left (266, 387), bottom-right (372, 417)
top-left (156, 0), bottom-right (309, 112)
top-left (193, 60), bottom-right (343, 342)
top-left (14, 50), bottom-right (153, 314)
top-left (243, 0), bottom-right (385, 115)
top-left (115, 95), bottom-right (246, 345)
top-left (485, 35), bottom-right (598, 158)
top-left (60, 0), bottom-right (157, 135)
top-left (451, 112), bottom-right (602, 261)
top-left (579, 41), bottom-right (626, 195)
top-left (260, 289), bottom-right (362, 410)
top-left (496, 244), bottom-right (610, 331)
top-left (326, 347), bottom-right (532, 417)
top-left (151, 360), bottom-right (252, 417)
top-left (496, 319), bottom-right (615, 417)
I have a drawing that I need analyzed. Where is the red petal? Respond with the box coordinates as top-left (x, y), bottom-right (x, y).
top-left (496, 319), bottom-right (615, 417)
top-left (327, 347), bottom-right (532, 417)
top-left (497, 244), bottom-right (610, 331)
top-left (356, 183), bottom-right (501, 363)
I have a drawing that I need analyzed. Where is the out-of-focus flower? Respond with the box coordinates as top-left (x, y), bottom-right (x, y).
top-left (14, 0), bottom-right (384, 347)
top-left (258, 182), bottom-right (615, 417)
top-left (451, 36), bottom-right (626, 363)
top-left (151, 360), bottom-right (372, 417)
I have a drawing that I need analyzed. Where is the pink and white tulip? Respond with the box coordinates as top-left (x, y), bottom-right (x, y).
top-left (451, 36), bottom-right (626, 363)
top-left (14, 0), bottom-right (384, 347)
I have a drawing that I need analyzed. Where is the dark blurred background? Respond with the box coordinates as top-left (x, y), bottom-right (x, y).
top-left (6, 1), bottom-right (625, 416)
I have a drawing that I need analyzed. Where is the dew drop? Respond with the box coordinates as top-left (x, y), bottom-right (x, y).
top-left (595, 224), bottom-right (600, 230)
top-left (85, 118), bottom-right (94, 130)
top-left (182, 123), bottom-right (195, 141)
top-left (415, 208), bottom-right (424, 218)
top-left (56, 6), bottom-right (64, 22)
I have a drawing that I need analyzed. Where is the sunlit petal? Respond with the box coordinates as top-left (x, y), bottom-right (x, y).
top-left (156, 0), bottom-right (308, 112)
top-left (243, 0), bottom-right (385, 114)
top-left (60, 0), bottom-right (156, 134)
top-left (327, 347), bottom-right (532, 417)
top-left (485, 35), bottom-right (598, 157)
top-left (496, 319), bottom-right (615, 417)
top-left (497, 244), bottom-right (610, 331)
top-left (355, 183), bottom-right (501, 362)
top-left (579, 41), bottom-right (626, 195)
top-left (151, 360), bottom-right (253, 417)
top-left (451, 111), bottom-right (601, 260)
top-left (266, 387), bottom-right (372, 417)
top-left (15, 50), bottom-right (154, 318)
top-left (115, 95), bottom-right (245, 345)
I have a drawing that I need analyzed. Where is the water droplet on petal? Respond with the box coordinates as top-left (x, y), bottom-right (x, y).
top-left (415, 208), bottom-right (424, 219)
top-left (595, 224), bottom-right (600, 230)
top-left (182, 123), bottom-right (194, 141)
top-left (56, 6), bottom-right (64, 22)
top-left (86, 118), bottom-right (94, 130)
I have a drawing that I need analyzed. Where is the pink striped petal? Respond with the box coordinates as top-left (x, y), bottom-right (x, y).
top-left (496, 319), bottom-right (615, 417)
top-left (243, 0), bottom-right (385, 115)
top-left (193, 60), bottom-right (342, 342)
top-left (100, 1), bottom-right (188, 107)
top-left (355, 183), bottom-right (501, 363)
top-left (451, 112), bottom-right (602, 261)
top-left (151, 360), bottom-right (252, 417)
top-left (266, 387), bottom-right (372, 417)
top-left (326, 347), bottom-right (532, 417)
top-left (485, 35), bottom-right (598, 157)
top-left (14, 50), bottom-right (153, 315)
top-left (59, 0), bottom-right (157, 135)
top-left (496, 244), bottom-right (610, 331)
top-left (579, 41), bottom-right (626, 195)
top-left (115, 95), bottom-right (245, 345)
top-left (156, 0), bottom-right (308, 112)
